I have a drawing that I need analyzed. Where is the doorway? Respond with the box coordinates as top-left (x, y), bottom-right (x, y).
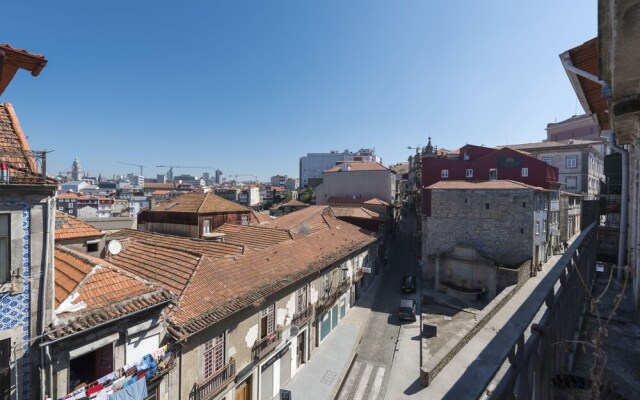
top-left (296, 331), bottom-right (306, 368)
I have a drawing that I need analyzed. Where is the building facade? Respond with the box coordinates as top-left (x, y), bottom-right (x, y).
top-left (315, 162), bottom-right (397, 206)
top-left (299, 149), bottom-right (381, 187)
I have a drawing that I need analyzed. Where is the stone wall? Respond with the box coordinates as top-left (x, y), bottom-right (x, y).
top-left (496, 260), bottom-right (532, 291)
top-left (423, 188), bottom-right (536, 276)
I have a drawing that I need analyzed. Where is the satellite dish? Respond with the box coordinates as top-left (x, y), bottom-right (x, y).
top-left (290, 325), bottom-right (300, 337)
top-left (107, 240), bottom-right (122, 256)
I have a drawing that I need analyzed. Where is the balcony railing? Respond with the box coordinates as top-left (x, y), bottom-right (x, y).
top-left (291, 305), bottom-right (313, 327)
top-left (251, 327), bottom-right (282, 360)
top-left (315, 278), bottom-right (352, 315)
top-left (190, 358), bottom-right (236, 400)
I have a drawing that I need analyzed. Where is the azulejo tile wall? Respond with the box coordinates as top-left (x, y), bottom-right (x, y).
top-left (0, 202), bottom-right (31, 399)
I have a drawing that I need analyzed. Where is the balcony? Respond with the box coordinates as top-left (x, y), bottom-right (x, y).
top-left (190, 358), bottom-right (236, 400)
top-left (291, 305), bottom-right (313, 327)
top-left (315, 278), bottom-right (352, 315)
top-left (251, 327), bottom-right (282, 360)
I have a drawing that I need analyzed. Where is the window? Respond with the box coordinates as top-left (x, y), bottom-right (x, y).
top-left (322, 273), bottom-right (330, 293)
top-left (543, 220), bottom-right (547, 233)
top-left (489, 169), bottom-right (497, 180)
top-left (340, 265), bottom-right (348, 282)
top-left (566, 156), bottom-right (577, 168)
top-left (203, 219), bottom-right (211, 234)
top-left (485, 203), bottom-right (490, 210)
top-left (521, 168), bottom-right (528, 177)
top-left (542, 156), bottom-right (552, 165)
top-left (1, 338), bottom-right (10, 397)
top-left (203, 333), bottom-right (225, 380)
top-left (0, 215), bottom-right (9, 284)
top-left (58, 207), bottom-right (64, 211)
top-left (441, 169), bottom-right (449, 178)
top-left (296, 286), bottom-right (308, 313)
top-left (86, 240), bottom-right (99, 253)
top-left (522, 202), bottom-right (526, 208)
top-left (566, 176), bottom-right (577, 190)
top-left (465, 169), bottom-right (473, 178)
top-left (536, 222), bottom-right (540, 235)
top-left (260, 304), bottom-right (275, 339)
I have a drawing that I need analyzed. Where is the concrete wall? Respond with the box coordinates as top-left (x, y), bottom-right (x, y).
top-left (496, 260), bottom-right (532, 291)
top-left (422, 189), bottom-right (537, 271)
top-left (316, 170), bottom-right (396, 205)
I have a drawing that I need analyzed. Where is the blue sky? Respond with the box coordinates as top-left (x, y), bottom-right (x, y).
top-left (2, 1), bottom-right (596, 181)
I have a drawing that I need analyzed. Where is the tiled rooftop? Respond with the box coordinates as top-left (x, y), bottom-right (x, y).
top-left (213, 223), bottom-right (293, 250)
top-left (107, 229), bottom-right (245, 257)
top-left (0, 44), bottom-right (47, 95)
top-left (151, 192), bottom-right (250, 213)
top-left (327, 196), bottom-right (391, 207)
top-left (498, 139), bottom-right (603, 150)
top-left (330, 206), bottom-right (384, 220)
top-left (170, 218), bottom-right (377, 337)
top-left (54, 212), bottom-right (103, 241)
top-left (51, 246), bottom-right (173, 338)
top-left (0, 103), bottom-right (56, 185)
top-left (249, 210), bottom-right (274, 225)
top-left (324, 162), bottom-right (390, 173)
top-left (264, 206), bottom-right (333, 235)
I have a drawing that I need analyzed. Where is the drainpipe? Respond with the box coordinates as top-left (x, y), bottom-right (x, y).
top-left (606, 131), bottom-right (628, 280)
top-left (39, 197), bottom-right (54, 399)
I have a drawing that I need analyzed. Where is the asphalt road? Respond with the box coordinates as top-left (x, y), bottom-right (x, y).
top-left (337, 208), bottom-right (423, 400)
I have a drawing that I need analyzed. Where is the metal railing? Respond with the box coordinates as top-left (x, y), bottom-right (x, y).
top-left (291, 305), bottom-right (313, 327)
top-left (190, 358), bottom-right (236, 400)
top-left (490, 223), bottom-right (597, 399)
top-left (251, 327), bottom-right (282, 360)
top-left (0, 148), bottom-right (49, 185)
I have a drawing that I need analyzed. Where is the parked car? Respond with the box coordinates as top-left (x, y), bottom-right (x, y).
top-left (401, 275), bottom-right (416, 293)
top-left (398, 299), bottom-right (417, 322)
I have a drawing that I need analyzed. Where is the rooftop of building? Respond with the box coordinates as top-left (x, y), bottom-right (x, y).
top-left (426, 180), bottom-right (548, 191)
top-left (54, 212), bottom-right (103, 241)
top-left (324, 161), bottom-right (390, 173)
top-left (150, 192), bottom-right (250, 213)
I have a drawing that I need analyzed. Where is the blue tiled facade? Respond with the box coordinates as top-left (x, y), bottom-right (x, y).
top-left (0, 202), bottom-right (31, 400)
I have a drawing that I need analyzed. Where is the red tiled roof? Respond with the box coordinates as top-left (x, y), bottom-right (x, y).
top-left (0, 103), bottom-right (56, 185)
top-left (249, 210), bottom-right (273, 225)
top-left (265, 206), bottom-right (333, 235)
top-left (426, 180), bottom-right (547, 191)
top-left (151, 193), bottom-right (250, 213)
top-left (170, 218), bottom-right (377, 337)
top-left (213, 223), bottom-right (293, 250)
top-left (50, 245), bottom-right (173, 338)
top-left (0, 44), bottom-right (47, 95)
top-left (330, 206), bottom-right (384, 220)
top-left (327, 196), bottom-right (391, 207)
top-left (57, 192), bottom-right (84, 199)
top-left (144, 183), bottom-right (178, 190)
top-left (55, 212), bottom-right (103, 241)
top-left (324, 162), bottom-right (390, 173)
top-left (107, 229), bottom-right (245, 258)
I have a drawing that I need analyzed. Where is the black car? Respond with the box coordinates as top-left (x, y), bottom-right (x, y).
top-left (398, 299), bottom-right (417, 322)
top-left (401, 275), bottom-right (416, 293)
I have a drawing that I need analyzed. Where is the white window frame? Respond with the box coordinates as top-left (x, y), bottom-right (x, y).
top-left (489, 169), bottom-right (498, 180)
top-left (541, 156), bottom-right (552, 165)
top-left (535, 221), bottom-right (540, 235)
top-left (441, 169), bottom-right (449, 178)
top-left (566, 156), bottom-right (577, 168)
top-left (521, 168), bottom-right (528, 177)
top-left (465, 169), bottom-right (473, 178)
top-left (203, 333), bottom-right (225, 381)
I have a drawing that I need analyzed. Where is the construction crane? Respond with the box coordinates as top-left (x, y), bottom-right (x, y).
top-left (117, 161), bottom-right (145, 176)
top-left (156, 165), bottom-right (216, 176)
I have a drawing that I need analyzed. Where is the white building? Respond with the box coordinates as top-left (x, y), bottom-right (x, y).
top-left (299, 149), bottom-right (381, 187)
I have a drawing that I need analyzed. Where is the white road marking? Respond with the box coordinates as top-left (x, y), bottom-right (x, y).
top-left (370, 366), bottom-right (386, 400)
top-left (353, 364), bottom-right (373, 400)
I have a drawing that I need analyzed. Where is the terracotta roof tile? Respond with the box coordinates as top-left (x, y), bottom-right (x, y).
top-left (264, 206), bottom-right (333, 235)
top-left (170, 218), bottom-right (377, 336)
top-left (51, 246), bottom-right (173, 338)
top-left (249, 210), bottom-right (274, 225)
top-left (151, 193), bottom-right (250, 213)
top-left (55, 212), bottom-right (102, 241)
top-left (330, 206), bottom-right (384, 220)
top-left (327, 196), bottom-right (391, 207)
top-left (213, 223), bottom-right (293, 250)
top-left (324, 162), bottom-right (390, 173)
top-left (0, 103), bottom-right (56, 185)
top-left (0, 44), bottom-right (47, 95)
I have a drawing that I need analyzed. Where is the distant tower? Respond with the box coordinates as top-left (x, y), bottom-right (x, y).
top-left (71, 158), bottom-right (82, 181)
top-left (215, 169), bottom-right (223, 185)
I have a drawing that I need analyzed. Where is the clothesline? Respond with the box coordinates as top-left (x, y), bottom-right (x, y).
top-left (56, 342), bottom-right (179, 400)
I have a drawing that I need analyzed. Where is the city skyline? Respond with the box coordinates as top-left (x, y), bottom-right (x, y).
top-left (2, 1), bottom-right (596, 181)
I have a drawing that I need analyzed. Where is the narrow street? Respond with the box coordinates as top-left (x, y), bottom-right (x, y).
top-left (337, 207), bottom-right (422, 400)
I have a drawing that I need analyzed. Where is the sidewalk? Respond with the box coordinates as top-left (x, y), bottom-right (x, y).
top-left (281, 277), bottom-right (382, 400)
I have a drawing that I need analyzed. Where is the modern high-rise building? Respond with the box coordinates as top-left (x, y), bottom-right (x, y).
top-left (299, 149), bottom-right (381, 187)
top-left (215, 169), bottom-right (223, 184)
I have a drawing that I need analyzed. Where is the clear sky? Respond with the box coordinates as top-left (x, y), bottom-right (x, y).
top-left (2, 1), bottom-right (596, 181)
